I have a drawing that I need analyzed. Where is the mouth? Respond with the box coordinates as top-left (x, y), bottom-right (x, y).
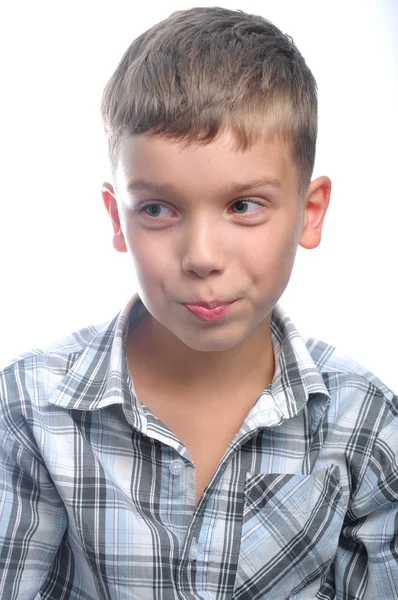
top-left (183, 300), bottom-right (236, 322)
top-left (186, 300), bottom-right (232, 309)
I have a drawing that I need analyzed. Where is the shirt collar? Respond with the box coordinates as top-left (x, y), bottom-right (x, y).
top-left (48, 297), bottom-right (330, 427)
top-left (48, 294), bottom-right (142, 411)
top-left (242, 305), bottom-right (330, 433)
top-left (272, 305), bottom-right (330, 410)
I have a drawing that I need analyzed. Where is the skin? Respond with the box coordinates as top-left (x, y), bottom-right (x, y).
top-left (102, 129), bottom-right (331, 398)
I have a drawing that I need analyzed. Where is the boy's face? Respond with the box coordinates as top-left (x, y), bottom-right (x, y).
top-left (102, 130), bottom-right (330, 352)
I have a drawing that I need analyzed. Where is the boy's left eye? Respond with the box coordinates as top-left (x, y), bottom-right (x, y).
top-left (231, 199), bottom-right (263, 214)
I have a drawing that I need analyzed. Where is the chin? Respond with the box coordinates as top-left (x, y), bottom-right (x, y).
top-left (176, 330), bottom-right (247, 353)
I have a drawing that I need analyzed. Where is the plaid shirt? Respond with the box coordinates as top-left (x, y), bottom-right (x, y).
top-left (1, 297), bottom-right (397, 600)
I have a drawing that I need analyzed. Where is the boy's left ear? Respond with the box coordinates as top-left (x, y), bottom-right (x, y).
top-left (299, 176), bottom-right (331, 249)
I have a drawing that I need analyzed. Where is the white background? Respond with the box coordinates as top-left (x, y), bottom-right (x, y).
top-left (0, 0), bottom-right (397, 390)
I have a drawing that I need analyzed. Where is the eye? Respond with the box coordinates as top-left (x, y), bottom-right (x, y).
top-left (139, 203), bottom-right (173, 218)
top-left (231, 199), bottom-right (264, 214)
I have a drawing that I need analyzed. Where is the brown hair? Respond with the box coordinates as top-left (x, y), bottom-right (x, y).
top-left (101, 7), bottom-right (317, 192)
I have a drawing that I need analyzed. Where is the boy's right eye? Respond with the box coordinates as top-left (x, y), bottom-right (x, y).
top-left (139, 203), bottom-right (172, 218)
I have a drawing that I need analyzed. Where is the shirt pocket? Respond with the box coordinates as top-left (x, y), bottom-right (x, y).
top-left (233, 466), bottom-right (345, 600)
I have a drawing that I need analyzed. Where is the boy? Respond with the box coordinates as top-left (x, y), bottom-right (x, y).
top-left (0, 6), bottom-right (397, 599)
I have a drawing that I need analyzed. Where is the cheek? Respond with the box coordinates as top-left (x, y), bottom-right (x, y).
top-left (247, 222), bottom-right (301, 293)
top-left (125, 230), bottom-right (173, 288)
top-left (250, 224), bottom-right (299, 267)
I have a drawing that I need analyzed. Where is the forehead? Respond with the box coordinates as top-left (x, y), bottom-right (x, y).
top-left (116, 130), bottom-right (299, 196)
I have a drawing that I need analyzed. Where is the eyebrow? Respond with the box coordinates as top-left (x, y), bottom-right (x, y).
top-left (127, 176), bottom-right (282, 195)
top-left (228, 177), bottom-right (282, 194)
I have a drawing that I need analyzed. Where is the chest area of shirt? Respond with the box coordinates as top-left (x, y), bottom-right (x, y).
top-left (43, 408), bottom-right (347, 598)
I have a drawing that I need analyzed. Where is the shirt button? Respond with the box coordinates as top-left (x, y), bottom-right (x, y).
top-left (189, 539), bottom-right (198, 561)
top-left (169, 459), bottom-right (184, 476)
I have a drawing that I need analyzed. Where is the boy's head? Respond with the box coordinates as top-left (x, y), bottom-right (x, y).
top-left (101, 7), bottom-right (330, 354)
top-left (101, 6), bottom-right (317, 194)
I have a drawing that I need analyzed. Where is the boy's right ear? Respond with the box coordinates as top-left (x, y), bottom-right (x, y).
top-left (101, 183), bottom-right (128, 253)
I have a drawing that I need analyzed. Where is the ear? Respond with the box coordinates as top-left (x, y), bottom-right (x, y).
top-left (299, 176), bottom-right (331, 250)
top-left (101, 182), bottom-right (128, 253)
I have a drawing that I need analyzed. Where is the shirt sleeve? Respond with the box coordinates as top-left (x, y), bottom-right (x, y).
top-left (0, 407), bottom-right (68, 599)
top-left (326, 396), bottom-right (398, 599)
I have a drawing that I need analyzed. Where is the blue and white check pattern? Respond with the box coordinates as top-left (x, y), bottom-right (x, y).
top-left (1, 297), bottom-right (397, 599)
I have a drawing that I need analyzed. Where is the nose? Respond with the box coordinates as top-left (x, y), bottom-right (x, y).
top-left (181, 215), bottom-right (225, 278)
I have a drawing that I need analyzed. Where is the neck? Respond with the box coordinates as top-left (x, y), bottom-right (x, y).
top-left (126, 312), bottom-right (275, 396)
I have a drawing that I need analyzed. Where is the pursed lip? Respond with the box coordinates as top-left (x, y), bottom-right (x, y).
top-left (183, 300), bottom-right (233, 309)
top-left (182, 299), bottom-right (237, 322)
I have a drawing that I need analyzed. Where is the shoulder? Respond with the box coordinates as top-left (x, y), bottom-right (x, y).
top-left (0, 323), bottom-right (106, 417)
top-left (305, 338), bottom-right (398, 503)
top-left (304, 336), bottom-right (397, 414)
